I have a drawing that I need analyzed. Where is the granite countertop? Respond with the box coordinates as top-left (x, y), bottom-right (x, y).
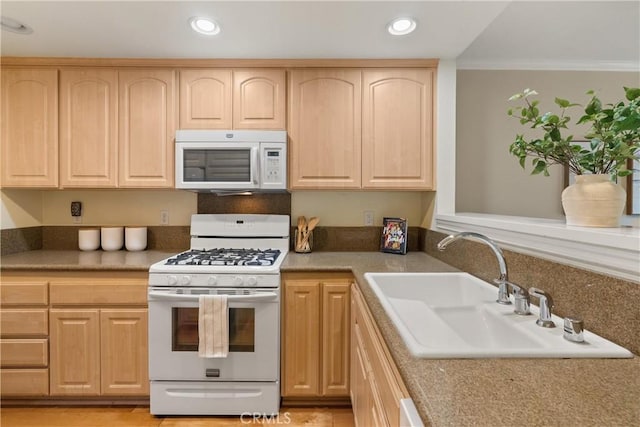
top-left (0, 249), bottom-right (179, 271)
top-left (2, 249), bottom-right (638, 426)
top-left (282, 252), bottom-right (640, 427)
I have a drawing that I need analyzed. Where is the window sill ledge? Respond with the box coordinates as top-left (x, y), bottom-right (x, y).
top-left (434, 213), bottom-right (639, 283)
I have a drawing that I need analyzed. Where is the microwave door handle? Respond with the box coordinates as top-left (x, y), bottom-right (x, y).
top-left (148, 290), bottom-right (278, 302)
top-left (251, 147), bottom-right (260, 186)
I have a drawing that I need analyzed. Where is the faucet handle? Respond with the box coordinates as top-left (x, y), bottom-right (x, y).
top-left (529, 287), bottom-right (555, 328)
top-left (563, 317), bottom-right (584, 342)
top-left (506, 281), bottom-right (530, 315)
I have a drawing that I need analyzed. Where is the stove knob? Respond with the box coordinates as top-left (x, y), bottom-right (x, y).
top-left (168, 275), bottom-right (178, 285)
top-left (233, 276), bottom-right (244, 286)
top-left (247, 276), bottom-right (258, 286)
top-left (181, 276), bottom-right (191, 285)
top-left (208, 276), bottom-right (218, 286)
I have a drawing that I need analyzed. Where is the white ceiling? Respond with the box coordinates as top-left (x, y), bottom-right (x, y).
top-left (1, 1), bottom-right (638, 70)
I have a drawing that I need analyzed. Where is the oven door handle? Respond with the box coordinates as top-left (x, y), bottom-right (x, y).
top-left (148, 290), bottom-right (278, 302)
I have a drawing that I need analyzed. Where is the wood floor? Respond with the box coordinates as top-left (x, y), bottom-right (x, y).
top-left (0, 406), bottom-right (355, 427)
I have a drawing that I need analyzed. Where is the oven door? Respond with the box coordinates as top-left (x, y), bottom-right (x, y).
top-left (175, 142), bottom-right (260, 190)
top-left (148, 287), bottom-right (279, 382)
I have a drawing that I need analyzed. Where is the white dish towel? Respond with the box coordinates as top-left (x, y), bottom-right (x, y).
top-left (198, 294), bottom-right (229, 358)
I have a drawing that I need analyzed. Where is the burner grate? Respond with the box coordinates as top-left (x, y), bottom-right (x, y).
top-left (164, 248), bottom-right (282, 267)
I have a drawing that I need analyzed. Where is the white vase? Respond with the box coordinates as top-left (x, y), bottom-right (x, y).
top-left (125, 226), bottom-right (147, 251)
top-left (101, 226), bottom-right (124, 251)
top-left (561, 174), bottom-right (626, 227)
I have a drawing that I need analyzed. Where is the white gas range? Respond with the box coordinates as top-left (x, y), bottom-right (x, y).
top-left (148, 214), bottom-right (289, 416)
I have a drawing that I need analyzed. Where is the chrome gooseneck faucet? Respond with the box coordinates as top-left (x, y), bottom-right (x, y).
top-left (437, 232), bottom-right (531, 315)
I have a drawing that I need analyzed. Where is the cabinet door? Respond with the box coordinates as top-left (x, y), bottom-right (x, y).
top-left (49, 309), bottom-right (100, 396)
top-left (119, 69), bottom-right (176, 187)
top-left (282, 280), bottom-right (320, 396)
top-left (100, 309), bottom-right (149, 396)
top-left (288, 69), bottom-right (362, 189)
top-left (1, 69), bottom-right (58, 187)
top-left (179, 69), bottom-right (232, 129)
top-left (362, 69), bottom-right (434, 190)
top-left (351, 303), bottom-right (372, 427)
top-left (321, 281), bottom-right (350, 396)
top-left (233, 69), bottom-right (285, 129)
top-left (60, 69), bottom-right (118, 187)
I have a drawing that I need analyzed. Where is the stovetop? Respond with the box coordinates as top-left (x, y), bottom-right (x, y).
top-left (148, 214), bottom-right (289, 286)
top-left (163, 248), bottom-right (282, 267)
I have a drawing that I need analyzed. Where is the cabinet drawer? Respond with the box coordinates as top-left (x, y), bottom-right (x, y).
top-left (0, 368), bottom-right (49, 396)
top-left (353, 289), bottom-right (404, 426)
top-left (0, 339), bottom-right (48, 367)
top-left (50, 282), bottom-right (147, 305)
top-left (0, 309), bottom-right (48, 336)
top-left (1, 282), bottom-right (48, 306)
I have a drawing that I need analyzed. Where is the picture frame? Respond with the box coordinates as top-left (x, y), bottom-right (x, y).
top-left (380, 217), bottom-right (408, 254)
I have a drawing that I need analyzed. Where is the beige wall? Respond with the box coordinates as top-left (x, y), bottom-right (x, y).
top-left (456, 70), bottom-right (638, 218)
top-left (290, 191), bottom-right (435, 228)
top-left (2, 188), bottom-right (435, 229)
top-left (1, 189), bottom-right (43, 229)
top-left (0, 189), bottom-right (198, 229)
top-left (41, 190), bottom-right (197, 226)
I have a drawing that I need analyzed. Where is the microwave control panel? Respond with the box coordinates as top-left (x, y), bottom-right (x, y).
top-left (263, 148), bottom-right (284, 184)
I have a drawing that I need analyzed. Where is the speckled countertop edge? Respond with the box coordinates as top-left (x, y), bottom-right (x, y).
top-left (282, 252), bottom-right (640, 427)
top-left (0, 249), bottom-right (179, 271)
top-left (2, 250), bottom-right (639, 426)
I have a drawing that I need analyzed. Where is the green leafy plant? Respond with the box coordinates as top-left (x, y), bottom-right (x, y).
top-left (507, 87), bottom-right (640, 178)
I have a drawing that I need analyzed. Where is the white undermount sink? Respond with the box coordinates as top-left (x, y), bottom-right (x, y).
top-left (364, 272), bottom-right (633, 359)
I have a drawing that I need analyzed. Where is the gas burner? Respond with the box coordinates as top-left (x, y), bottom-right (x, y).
top-left (164, 248), bottom-right (282, 267)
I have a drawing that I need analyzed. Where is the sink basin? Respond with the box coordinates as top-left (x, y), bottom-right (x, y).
top-left (364, 272), bottom-right (633, 359)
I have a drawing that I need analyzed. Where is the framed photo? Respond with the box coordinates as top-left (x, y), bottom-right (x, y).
top-left (380, 217), bottom-right (407, 254)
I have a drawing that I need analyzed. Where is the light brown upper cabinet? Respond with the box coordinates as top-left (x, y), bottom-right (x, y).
top-left (1, 69), bottom-right (58, 188)
top-left (233, 69), bottom-right (286, 129)
top-left (362, 69), bottom-right (434, 190)
top-left (60, 69), bottom-right (118, 188)
top-left (179, 69), bottom-right (285, 130)
top-left (288, 69), bottom-right (362, 189)
top-left (288, 68), bottom-right (435, 191)
top-left (179, 69), bottom-right (232, 129)
top-left (119, 69), bottom-right (176, 188)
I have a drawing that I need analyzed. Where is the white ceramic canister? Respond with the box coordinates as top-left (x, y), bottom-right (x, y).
top-left (101, 226), bottom-right (124, 251)
top-left (125, 226), bottom-right (147, 251)
top-left (78, 228), bottom-right (100, 251)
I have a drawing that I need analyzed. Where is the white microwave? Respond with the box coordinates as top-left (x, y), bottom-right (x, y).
top-left (175, 130), bottom-right (287, 192)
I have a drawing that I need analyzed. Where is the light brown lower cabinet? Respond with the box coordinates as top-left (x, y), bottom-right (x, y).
top-left (49, 308), bottom-right (148, 396)
top-left (0, 279), bottom-right (50, 396)
top-left (0, 271), bottom-right (149, 399)
top-left (281, 272), bottom-right (352, 400)
top-left (49, 309), bottom-right (100, 395)
top-left (351, 283), bottom-right (410, 427)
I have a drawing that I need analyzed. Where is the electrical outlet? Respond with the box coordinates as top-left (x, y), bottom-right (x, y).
top-left (72, 216), bottom-right (82, 224)
top-left (364, 210), bottom-right (374, 226)
top-left (160, 210), bottom-right (169, 225)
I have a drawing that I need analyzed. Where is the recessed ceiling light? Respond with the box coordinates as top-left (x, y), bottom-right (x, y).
top-left (189, 17), bottom-right (220, 36)
top-left (1, 16), bottom-right (33, 35)
top-left (387, 17), bottom-right (416, 36)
